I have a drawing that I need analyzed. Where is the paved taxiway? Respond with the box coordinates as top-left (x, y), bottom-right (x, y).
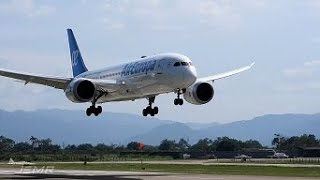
top-left (0, 168), bottom-right (318, 180)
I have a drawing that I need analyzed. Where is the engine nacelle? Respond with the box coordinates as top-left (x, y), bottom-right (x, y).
top-left (183, 81), bottom-right (214, 105)
top-left (65, 79), bottom-right (96, 103)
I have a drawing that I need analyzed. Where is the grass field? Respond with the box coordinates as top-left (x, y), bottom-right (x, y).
top-left (2, 162), bottom-right (320, 177)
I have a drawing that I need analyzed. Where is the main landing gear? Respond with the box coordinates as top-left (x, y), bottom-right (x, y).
top-left (86, 92), bottom-right (105, 116)
top-left (86, 105), bottom-right (102, 116)
top-left (174, 89), bottom-right (185, 106)
top-left (143, 96), bottom-right (159, 117)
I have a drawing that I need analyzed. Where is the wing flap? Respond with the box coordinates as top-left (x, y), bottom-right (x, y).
top-left (199, 62), bottom-right (254, 82)
top-left (0, 68), bottom-right (71, 90)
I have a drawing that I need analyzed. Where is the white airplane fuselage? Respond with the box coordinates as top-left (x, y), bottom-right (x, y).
top-left (73, 53), bottom-right (197, 103)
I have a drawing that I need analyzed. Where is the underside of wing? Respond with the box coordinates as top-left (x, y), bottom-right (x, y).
top-left (0, 68), bottom-right (71, 90)
top-left (198, 62), bottom-right (255, 82)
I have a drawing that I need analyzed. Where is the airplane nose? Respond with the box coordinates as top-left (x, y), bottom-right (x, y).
top-left (183, 66), bottom-right (197, 86)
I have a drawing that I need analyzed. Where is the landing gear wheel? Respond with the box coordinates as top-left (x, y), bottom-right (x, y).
top-left (146, 106), bottom-right (152, 112)
top-left (143, 109), bottom-right (148, 116)
top-left (86, 105), bottom-right (103, 117)
top-left (174, 98), bottom-right (183, 106)
top-left (174, 99), bottom-right (178, 105)
top-left (142, 96), bottom-right (159, 116)
top-left (85, 91), bottom-right (107, 117)
top-left (154, 106), bottom-right (159, 114)
top-left (179, 99), bottom-right (183, 105)
top-left (86, 108), bottom-right (92, 116)
top-left (97, 106), bottom-right (102, 114)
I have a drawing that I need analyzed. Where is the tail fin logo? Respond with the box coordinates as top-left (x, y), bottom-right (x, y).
top-left (71, 50), bottom-right (79, 67)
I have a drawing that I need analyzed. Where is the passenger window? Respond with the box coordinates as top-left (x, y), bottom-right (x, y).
top-left (174, 62), bottom-right (180, 66)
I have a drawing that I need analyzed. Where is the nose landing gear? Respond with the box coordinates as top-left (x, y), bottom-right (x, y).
top-left (174, 89), bottom-right (185, 106)
top-left (143, 96), bottom-right (159, 116)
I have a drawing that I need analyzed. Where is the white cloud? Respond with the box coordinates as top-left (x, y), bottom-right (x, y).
top-left (0, 0), bottom-right (55, 18)
top-left (0, 57), bottom-right (9, 68)
top-left (304, 60), bottom-right (320, 67)
top-left (277, 81), bottom-right (320, 92)
top-left (197, 0), bottom-right (241, 29)
top-left (81, 0), bottom-right (88, 6)
top-left (283, 60), bottom-right (320, 78)
top-left (98, 18), bottom-right (125, 30)
top-left (0, 49), bottom-right (70, 112)
top-left (283, 68), bottom-right (311, 77)
top-left (311, 37), bottom-right (320, 44)
top-left (99, 0), bottom-right (268, 31)
top-left (0, 48), bottom-right (69, 76)
top-left (110, 23), bottom-right (125, 30)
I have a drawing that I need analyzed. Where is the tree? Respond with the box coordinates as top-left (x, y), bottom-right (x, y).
top-left (127, 142), bottom-right (140, 151)
top-left (114, 145), bottom-right (126, 152)
top-left (279, 134), bottom-right (320, 152)
top-left (143, 145), bottom-right (157, 152)
top-left (77, 144), bottom-right (94, 152)
top-left (13, 142), bottom-right (32, 152)
top-left (272, 134), bottom-right (286, 149)
top-left (65, 144), bottom-right (77, 151)
top-left (159, 139), bottom-right (177, 151)
top-left (191, 138), bottom-right (213, 152)
top-left (95, 143), bottom-right (113, 152)
top-left (29, 136), bottom-right (40, 150)
top-left (177, 138), bottom-right (190, 151)
top-left (212, 137), bottom-right (259, 151)
top-left (0, 136), bottom-right (15, 152)
top-left (243, 140), bottom-right (263, 149)
top-left (32, 138), bottom-right (61, 153)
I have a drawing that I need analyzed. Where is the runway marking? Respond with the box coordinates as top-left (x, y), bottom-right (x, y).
top-left (165, 175), bottom-right (225, 180)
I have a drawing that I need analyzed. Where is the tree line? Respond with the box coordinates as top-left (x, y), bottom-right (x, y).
top-left (272, 134), bottom-right (320, 153)
top-left (1, 134), bottom-right (319, 157)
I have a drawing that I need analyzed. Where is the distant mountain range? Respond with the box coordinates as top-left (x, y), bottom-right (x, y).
top-left (1, 109), bottom-right (320, 146)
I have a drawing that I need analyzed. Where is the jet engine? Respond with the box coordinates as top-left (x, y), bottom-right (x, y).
top-left (65, 79), bottom-right (96, 103)
top-left (183, 81), bottom-right (214, 105)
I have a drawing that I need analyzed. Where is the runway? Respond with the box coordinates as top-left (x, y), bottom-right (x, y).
top-left (0, 168), bottom-right (318, 180)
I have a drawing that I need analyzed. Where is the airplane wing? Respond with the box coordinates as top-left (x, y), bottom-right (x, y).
top-left (198, 62), bottom-right (255, 82)
top-left (0, 68), bottom-right (71, 90)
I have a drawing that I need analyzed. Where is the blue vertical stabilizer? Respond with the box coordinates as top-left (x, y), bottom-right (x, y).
top-left (67, 29), bottom-right (88, 77)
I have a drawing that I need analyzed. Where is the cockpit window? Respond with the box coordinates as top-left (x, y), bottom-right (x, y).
top-left (174, 62), bottom-right (180, 66)
top-left (181, 62), bottom-right (188, 66)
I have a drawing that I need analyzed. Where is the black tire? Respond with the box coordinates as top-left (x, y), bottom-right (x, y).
top-left (146, 106), bottom-right (152, 112)
top-left (174, 99), bottom-right (178, 105)
top-left (97, 106), bottom-right (102, 114)
top-left (154, 107), bottom-right (159, 114)
top-left (179, 99), bottom-right (184, 105)
top-left (150, 112), bottom-right (155, 116)
top-left (93, 108), bottom-right (100, 116)
top-left (142, 109), bottom-right (148, 116)
top-left (86, 108), bottom-right (92, 116)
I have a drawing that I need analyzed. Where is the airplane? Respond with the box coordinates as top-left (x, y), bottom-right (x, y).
top-left (0, 29), bottom-right (254, 117)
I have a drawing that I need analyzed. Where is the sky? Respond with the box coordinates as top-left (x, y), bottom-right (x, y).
top-left (1, 0), bottom-right (320, 123)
